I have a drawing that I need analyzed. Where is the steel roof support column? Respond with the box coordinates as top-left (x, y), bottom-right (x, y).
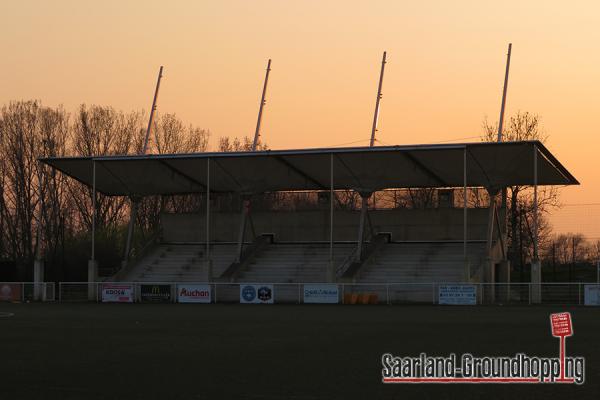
top-left (531, 145), bottom-right (541, 303)
top-left (88, 161), bottom-right (98, 301)
top-left (463, 148), bottom-right (469, 281)
top-left (355, 194), bottom-right (369, 262)
top-left (34, 162), bottom-right (45, 301)
top-left (206, 158), bottom-right (212, 281)
top-left (485, 187), bottom-right (498, 302)
top-left (235, 198), bottom-right (249, 263)
top-left (92, 161), bottom-right (96, 262)
top-left (329, 153), bottom-right (334, 282)
top-left (533, 146), bottom-right (539, 260)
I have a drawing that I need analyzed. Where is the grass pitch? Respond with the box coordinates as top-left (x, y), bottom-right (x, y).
top-left (0, 303), bottom-right (598, 399)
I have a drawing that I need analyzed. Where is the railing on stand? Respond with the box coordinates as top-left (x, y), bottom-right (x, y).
top-left (53, 281), bottom-right (599, 306)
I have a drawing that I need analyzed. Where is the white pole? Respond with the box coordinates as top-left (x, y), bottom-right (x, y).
top-left (596, 260), bottom-right (599, 284)
top-left (497, 44), bottom-right (512, 142)
top-left (370, 51), bottom-right (387, 147)
top-left (124, 66), bottom-right (163, 263)
top-left (252, 59), bottom-right (272, 151)
top-left (143, 66), bottom-right (164, 154)
top-left (235, 60), bottom-right (272, 261)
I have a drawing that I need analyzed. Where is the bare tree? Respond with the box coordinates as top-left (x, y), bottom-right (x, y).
top-left (218, 136), bottom-right (267, 152)
top-left (136, 113), bottom-right (211, 237)
top-left (0, 101), bottom-right (70, 278)
top-left (482, 111), bottom-right (560, 272)
top-left (69, 104), bottom-right (145, 233)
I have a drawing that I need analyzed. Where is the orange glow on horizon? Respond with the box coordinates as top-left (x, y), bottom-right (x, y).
top-left (2, 0), bottom-right (599, 236)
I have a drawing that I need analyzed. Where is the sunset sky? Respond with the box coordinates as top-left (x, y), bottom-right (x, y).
top-left (2, 0), bottom-right (599, 237)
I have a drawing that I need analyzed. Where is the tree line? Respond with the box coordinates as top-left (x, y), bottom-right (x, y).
top-left (0, 100), bottom-right (263, 281)
top-left (0, 102), bottom-right (596, 282)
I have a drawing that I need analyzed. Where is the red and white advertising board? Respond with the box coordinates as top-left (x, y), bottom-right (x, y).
top-left (177, 284), bottom-right (211, 303)
top-left (101, 284), bottom-right (134, 303)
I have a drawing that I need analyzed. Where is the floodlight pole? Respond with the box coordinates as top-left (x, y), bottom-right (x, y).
top-left (252, 59), bottom-right (271, 150)
top-left (356, 51), bottom-right (387, 262)
top-left (497, 44), bottom-right (511, 259)
top-left (143, 66), bottom-right (163, 153)
top-left (123, 66), bottom-right (163, 265)
top-left (236, 60), bottom-right (272, 262)
top-left (497, 44), bottom-right (511, 143)
top-left (370, 51), bottom-right (387, 147)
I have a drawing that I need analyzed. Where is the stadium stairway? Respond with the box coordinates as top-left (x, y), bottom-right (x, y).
top-left (118, 243), bottom-right (237, 282)
top-left (356, 241), bottom-right (486, 283)
top-left (235, 243), bottom-right (356, 283)
top-left (347, 241), bottom-right (487, 303)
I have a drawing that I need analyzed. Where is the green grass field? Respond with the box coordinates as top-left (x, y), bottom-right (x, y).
top-left (0, 303), bottom-right (598, 399)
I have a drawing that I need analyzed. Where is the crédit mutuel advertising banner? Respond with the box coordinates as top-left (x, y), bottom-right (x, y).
top-left (101, 284), bottom-right (134, 303)
top-left (240, 284), bottom-right (274, 304)
top-left (177, 284), bottom-right (211, 303)
top-left (303, 284), bottom-right (339, 303)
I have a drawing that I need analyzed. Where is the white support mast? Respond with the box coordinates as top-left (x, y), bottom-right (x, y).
top-left (370, 51), bottom-right (387, 147)
top-left (123, 66), bottom-right (164, 264)
top-left (236, 59), bottom-right (272, 262)
top-left (357, 51), bottom-right (387, 262)
top-left (252, 59), bottom-right (272, 150)
top-left (497, 44), bottom-right (512, 142)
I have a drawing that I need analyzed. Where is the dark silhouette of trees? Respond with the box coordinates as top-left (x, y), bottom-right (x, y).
top-left (0, 101), bottom-right (211, 280)
top-left (482, 111), bottom-right (560, 275)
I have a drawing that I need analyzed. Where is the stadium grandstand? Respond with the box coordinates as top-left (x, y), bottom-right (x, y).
top-left (40, 140), bottom-right (578, 303)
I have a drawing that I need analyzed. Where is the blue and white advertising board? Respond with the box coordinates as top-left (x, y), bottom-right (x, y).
top-left (303, 284), bottom-right (339, 304)
top-left (240, 284), bottom-right (274, 304)
top-left (584, 285), bottom-right (600, 306)
top-left (438, 284), bottom-right (477, 305)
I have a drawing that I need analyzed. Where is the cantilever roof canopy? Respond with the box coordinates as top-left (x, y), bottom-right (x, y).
top-left (40, 141), bottom-right (578, 196)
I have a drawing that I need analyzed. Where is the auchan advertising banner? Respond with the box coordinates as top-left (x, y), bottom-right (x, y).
top-left (177, 284), bottom-right (211, 303)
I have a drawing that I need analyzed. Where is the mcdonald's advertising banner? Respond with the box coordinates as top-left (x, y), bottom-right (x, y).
top-left (141, 284), bottom-right (172, 303)
top-left (177, 284), bottom-right (211, 303)
top-left (0, 283), bottom-right (21, 302)
top-left (101, 284), bottom-right (134, 303)
top-left (240, 284), bottom-right (274, 304)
